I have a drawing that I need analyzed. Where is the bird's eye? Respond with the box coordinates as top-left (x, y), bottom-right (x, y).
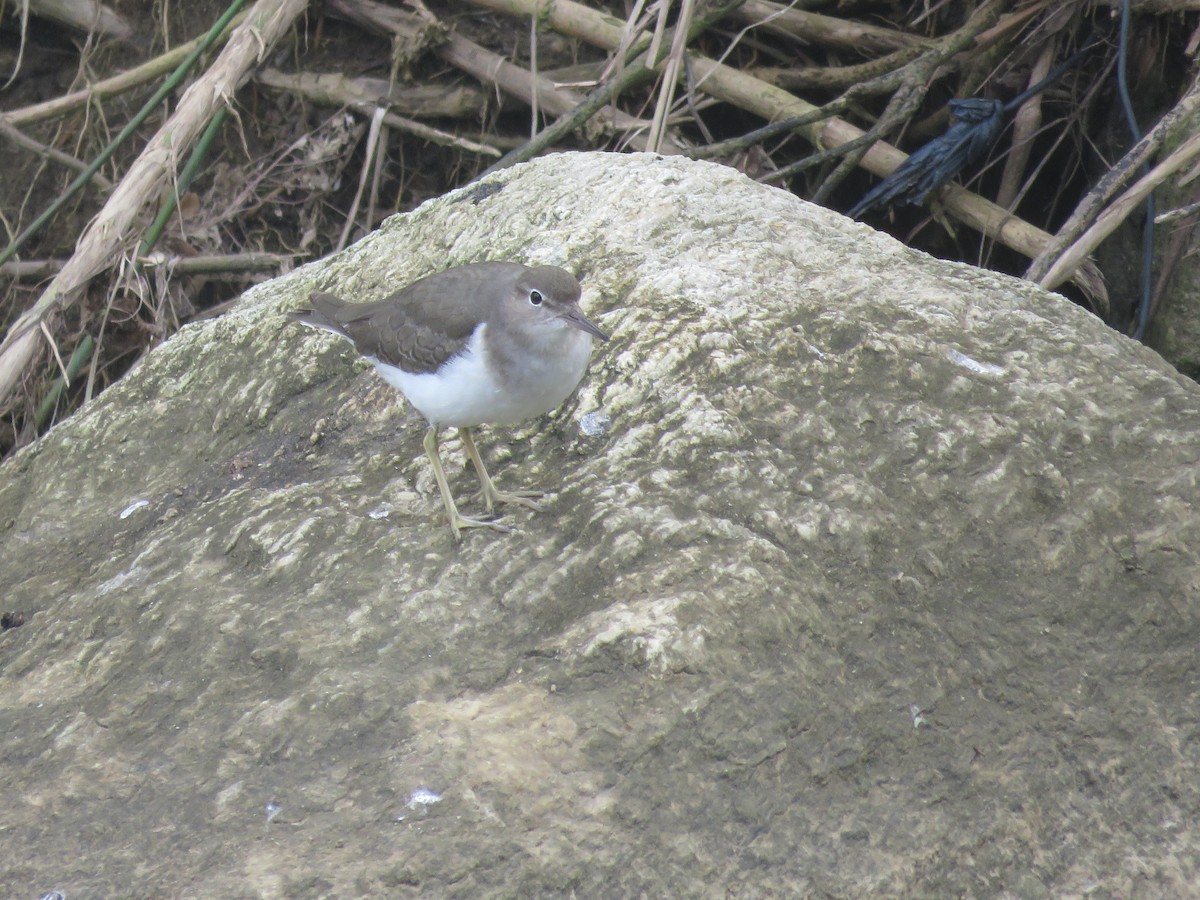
top-left (529, 290), bottom-right (543, 306)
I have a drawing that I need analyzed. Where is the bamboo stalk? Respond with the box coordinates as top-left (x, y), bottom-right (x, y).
top-left (138, 108), bottom-right (231, 258)
top-left (30, 334), bottom-right (95, 435)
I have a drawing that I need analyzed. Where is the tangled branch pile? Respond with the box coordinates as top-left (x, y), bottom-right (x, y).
top-left (1, 0), bottom-right (1198, 459)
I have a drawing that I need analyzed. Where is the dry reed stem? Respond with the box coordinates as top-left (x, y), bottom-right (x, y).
top-left (996, 41), bottom-right (1055, 211)
top-left (437, 32), bottom-right (667, 152)
top-left (0, 0), bottom-right (310, 408)
top-left (255, 69), bottom-right (502, 155)
top-left (1, 11), bottom-right (248, 128)
top-left (338, 107), bottom-right (386, 251)
top-left (733, 0), bottom-right (932, 54)
top-left (646, 0), bottom-right (696, 153)
top-left (1037, 128), bottom-right (1200, 292)
top-left (1027, 72), bottom-right (1200, 285)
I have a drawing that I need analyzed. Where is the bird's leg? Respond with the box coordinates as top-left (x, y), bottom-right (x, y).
top-left (459, 427), bottom-right (545, 514)
top-left (422, 426), bottom-right (512, 539)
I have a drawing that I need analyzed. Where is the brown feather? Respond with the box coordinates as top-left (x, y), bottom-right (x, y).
top-left (297, 262), bottom-right (536, 374)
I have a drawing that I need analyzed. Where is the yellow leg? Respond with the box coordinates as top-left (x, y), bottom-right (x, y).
top-left (459, 427), bottom-right (544, 514)
top-left (423, 426), bottom-right (511, 539)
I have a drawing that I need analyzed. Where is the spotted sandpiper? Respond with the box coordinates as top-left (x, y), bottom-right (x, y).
top-left (290, 261), bottom-right (608, 539)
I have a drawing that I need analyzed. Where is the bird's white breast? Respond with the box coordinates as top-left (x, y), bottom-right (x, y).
top-left (369, 324), bottom-right (593, 427)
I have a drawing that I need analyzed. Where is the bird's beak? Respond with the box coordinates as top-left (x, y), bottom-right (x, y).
top-left (561, 307), bottom-right (609, 342)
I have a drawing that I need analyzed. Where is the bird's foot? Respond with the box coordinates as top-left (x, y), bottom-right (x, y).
top-left (477, 486), bottom-right (544, 514)
top-left (447, 510), bottom-right (514, 540)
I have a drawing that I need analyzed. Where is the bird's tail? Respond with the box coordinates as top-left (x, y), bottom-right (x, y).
top-left (289, 291), bottom-right (351, 338)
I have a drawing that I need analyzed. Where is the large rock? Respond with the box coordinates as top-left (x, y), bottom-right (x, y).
top-left (2, 152), bottom-right (1199, 897)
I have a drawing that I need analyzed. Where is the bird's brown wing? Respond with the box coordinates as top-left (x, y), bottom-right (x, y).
top-left (306, 263), bottom-right (526, 374)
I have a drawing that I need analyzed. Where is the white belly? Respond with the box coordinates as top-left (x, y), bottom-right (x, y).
top-left (369, 326), bottom-right (593, 427)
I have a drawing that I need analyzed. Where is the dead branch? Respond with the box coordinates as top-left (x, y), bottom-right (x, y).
top-left (484, 0), bottom-right (749, 174)
top-left (137, 251), bottom-right (296, 275)
top-left (23, 0), bottom-right (132, 41)
top-left (256, 69), bottom-right (489, 119)
top-left (996, 41), bottom-right (1057, 210)
top-left (323, 0), bottom-right (445, 72)
top-left (438, 31), bottom-right (666, 148)
top-left (750, 46), bottom-right (928, 94)
top-left (332, 0), bottom-right (668, 152)
top-left (2, 252), bottom-right (294, 280)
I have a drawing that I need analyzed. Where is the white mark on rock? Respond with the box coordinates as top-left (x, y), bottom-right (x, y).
top-left (580, 409), bottom-right (612, 438)
top-left (407, 787), bottom-right (442, 809)
top-left (395, 787), bottom-right (443, 821)
top-left (910, 704), bottom-right (926, 729)
top-left (119, 499), bottom-right (150, 519)
top-left (944, 347), bottom-right (1005, 377)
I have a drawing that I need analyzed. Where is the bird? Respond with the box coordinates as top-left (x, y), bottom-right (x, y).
top-left (290, 261), bottom-right (608, 539)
